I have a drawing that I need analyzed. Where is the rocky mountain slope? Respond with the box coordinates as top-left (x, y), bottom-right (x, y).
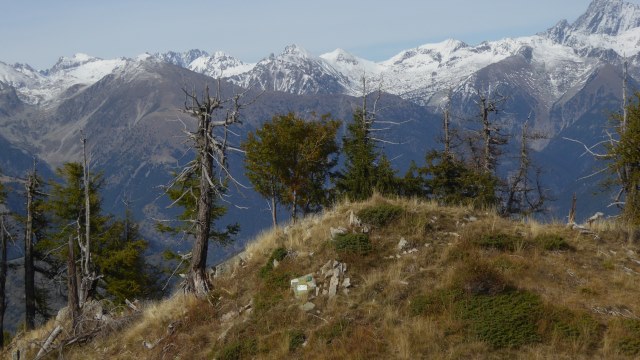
top-left (7, 196), bottom-right (640, 359)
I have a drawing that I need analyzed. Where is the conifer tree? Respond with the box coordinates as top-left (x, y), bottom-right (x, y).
top-left (609, 92), bottom-right (640, 224)
top-left (243, 112), bottom-right (340, 223)
top-left (335, 109), bottom-right (379, 200)
top-left (40, 162), bottom-right (156, 306)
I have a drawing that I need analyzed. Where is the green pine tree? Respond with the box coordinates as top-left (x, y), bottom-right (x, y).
top-left (243, 112), bottom-right (340, 223)
top-left (609, 92), bottom-right (640, 224)
top-left (335, 109), bottom-right (380, 201)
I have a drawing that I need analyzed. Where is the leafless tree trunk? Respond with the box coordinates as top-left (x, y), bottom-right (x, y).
top-left (178, 84), bottom-right (244, 296)
top-left (0, 215), bottom-right (7, 348)
top-left (568, 193), bottom-right (577, 225)
top-left (67, 234), bottom-right (80, 329)
top-left (477, 92), bottom-right (506, 174)
top-left (24, 167), bottom-right (36, 330)
top-left (443, 99), bottom-right (452, 159)
top-left (270, 182), bottom-right (278, 227)
top-left (79, 134), bottom-right (95, 305)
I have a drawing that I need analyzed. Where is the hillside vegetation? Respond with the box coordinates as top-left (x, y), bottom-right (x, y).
top-left (6, 195), bottom-right (640, 359)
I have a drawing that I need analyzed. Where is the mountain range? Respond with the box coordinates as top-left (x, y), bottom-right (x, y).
top-left (0, 0), bottom-right (637, 251)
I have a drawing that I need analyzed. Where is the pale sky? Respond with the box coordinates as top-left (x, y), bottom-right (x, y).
top-left (1, 0), bottom-right (637, 70)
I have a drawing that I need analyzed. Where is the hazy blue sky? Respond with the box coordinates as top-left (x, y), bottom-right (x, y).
top-left (1, 0), bottom-right (637, 70)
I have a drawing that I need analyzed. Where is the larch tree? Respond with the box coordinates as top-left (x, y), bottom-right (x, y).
top-left (243, 112), bottom-right (340, 224)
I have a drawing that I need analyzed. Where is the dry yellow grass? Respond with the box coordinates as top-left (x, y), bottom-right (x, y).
top-left (5, 196), bottom-right (640, 359)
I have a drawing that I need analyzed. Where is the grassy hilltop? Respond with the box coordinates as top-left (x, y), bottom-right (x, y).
top-left (7, 195), bottom-right (640, 359)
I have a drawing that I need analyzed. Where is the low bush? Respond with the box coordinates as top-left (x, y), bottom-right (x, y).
top-left (218, 338), bottom-right (258, 360)
top-left (457, 290), bottom-right (543, 349)
top-left (357, 203), bottom-right (403, 227)
top-left (259, 247), bottom-right (288, 278)
top-left (535, 234), bottom-right (573, 251)
top-left (333, 233), bottom-right (372, 255)
top-left (610, 319), bottom-right (640, 356)
top-left (410, 289), bottom-right (460, 316)
top-left (474, 233), bottom-right (522, 251)
top-left (288, 329), bottom-right (306, 352)
top-left (452, 260), bottom-right (510, 296)
top-left (546, 308), bottom-right (602, 350)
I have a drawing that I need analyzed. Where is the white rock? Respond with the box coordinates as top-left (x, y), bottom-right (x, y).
top-left (301, 302), bottom-right (316, 312)
top-left (349, 210), bottom-right (362, 227)
top-left (342, 277), bottom-right (351, 288)
top-left (330, 227), bottom-right (347, 239)
top-left (221, 310), bottom-right (239, 322)
top-left (328, 274), bottom-right (339, 297)
top-left (397, 237), bottom-right (409, 251)
top-left (273, 259), bottom-right (279, 268)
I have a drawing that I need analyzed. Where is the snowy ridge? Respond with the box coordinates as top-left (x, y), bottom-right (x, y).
top-left (4, 0), bottom-right (640, 107)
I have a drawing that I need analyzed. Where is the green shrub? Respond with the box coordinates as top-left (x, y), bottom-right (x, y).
top-left (333, 233), bottom-right (372, 255)
top-left (612, 319), bottom-right (640, 356)
top-left (317, 319), bottom-right (351, 344)
top-left (535, 234), bottom-right (573, 251)
top-left (259, 247), bottom-right (288, 278)
top-left (452, 260), bottom-right (510, 296)
top-left (457, 290), bottom-right (543, 349)
top-left (357, 203), bottom-right (403, 227)
top-left (474, 233), bottom-right (522, 251)
top-left (547, 308), bottom-right (602, 349)
top-left (218, 338), bottom-right (258, 360)
top-left (410, 289), bottom-right (461, 316)
top-left (288, 329), bottom-right (306, 352)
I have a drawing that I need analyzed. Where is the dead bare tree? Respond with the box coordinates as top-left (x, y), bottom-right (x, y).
top-left (78, 133), bottom-right (98, 306)
top-left (476, 90), bottom-right (508, 175)
top-left (67, 234), bottom-right (80, 329)
top-left (0, 214), bottom-right (7, 349)
top-left (167, 83), bottom-right (245, 296)
top-left (503, 121), bottom-right (549, 217)
top-left (24, 162), bottom-right (37, 330)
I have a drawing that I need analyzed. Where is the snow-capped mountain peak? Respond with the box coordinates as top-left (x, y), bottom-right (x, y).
top-left (46, 53), bottom-right (100, 75)
top-left (573, 0), bottom-right (640, 36)
top-left (187, 51), bottom-right (253, 78)
top-left (281, 44), bottom-right (312, 58)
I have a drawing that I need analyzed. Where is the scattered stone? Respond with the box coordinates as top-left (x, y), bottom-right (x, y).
top-left (349, 210), bottom-right (362, 227)
top-left (321, 260), bottom-right (333, 276)
top-left (301, 302), bottom-right (316, 312)
top-left (397, 237), bottom-right (409, 251)
top-left (273, 258), bottom-right (279, 268)
top-left (407, 248), bottom-right (418, 254)
top-left (221, 310), bottom-right (239, 323)
top-left (396, 254), bottom-right (401, 259)
top-left (398, 280), bottom-right (409, 286)
top-left (328, 273), bottom-right (339, 297)
top-left (362, 225), bottom-right (370, 233)
top-left (330, 227), bottom-right (348, 239)
top-left (466, 216), bottom-right (478, 222)
top-left (342, 277), bottom-right (351, 288)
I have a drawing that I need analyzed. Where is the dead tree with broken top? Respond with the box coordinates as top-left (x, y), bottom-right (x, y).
top-left (161, 84), bottom-right (245, 296)
top-left (476, 90), bottom-right (508, 175)
top-left (503, 121), bottom-right (550, 217)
